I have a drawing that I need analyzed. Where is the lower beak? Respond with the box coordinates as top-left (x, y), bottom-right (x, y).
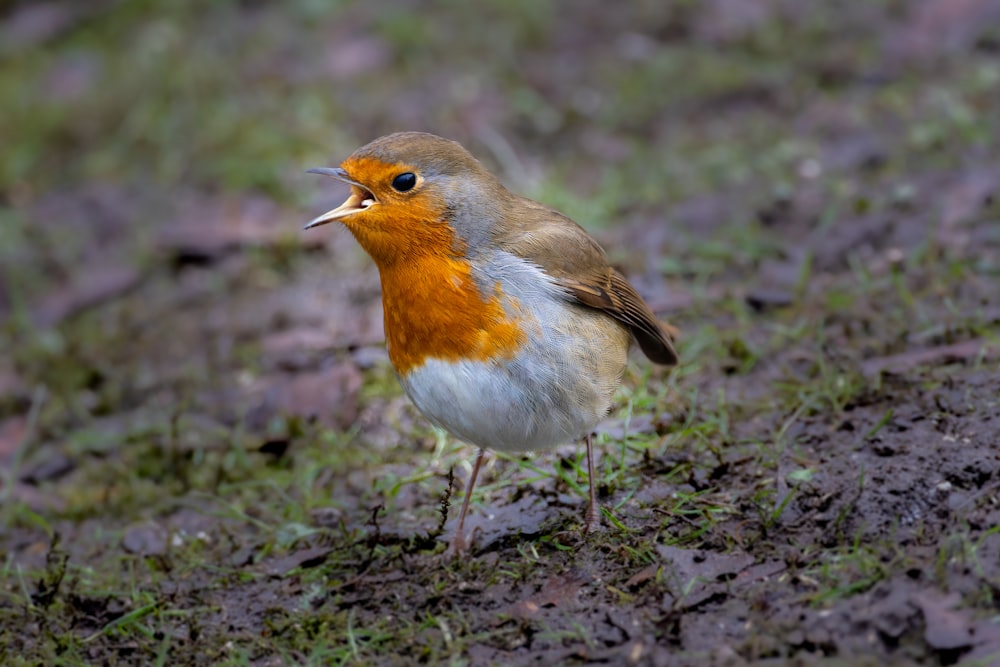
top-left (305, 167), bottom-right (374, 229)
top-left (304, 191), bottom-right (369, 229)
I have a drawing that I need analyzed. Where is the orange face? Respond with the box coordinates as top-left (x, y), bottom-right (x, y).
top-left (306, 156), bottom-right (459, 266)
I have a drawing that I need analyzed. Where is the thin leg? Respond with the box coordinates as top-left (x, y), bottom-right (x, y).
top-left (451, 447), bottom-right (487, 554)
top-left (585, 433), bottom-right (601, 532)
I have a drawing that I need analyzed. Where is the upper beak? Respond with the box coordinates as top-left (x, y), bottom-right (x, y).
top-left (304, 167), bottom-right (375, 230)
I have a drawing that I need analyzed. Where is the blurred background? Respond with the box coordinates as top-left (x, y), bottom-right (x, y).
top-left (2, 0), bottom-right (1000, 662)
top-left (3, 0), bottom-right (997, 391)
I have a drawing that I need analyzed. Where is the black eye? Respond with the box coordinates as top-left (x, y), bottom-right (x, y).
top-left (391, 172), bottom-right (417, 192)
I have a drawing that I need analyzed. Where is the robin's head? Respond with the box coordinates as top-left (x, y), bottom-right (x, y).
top-left (306, 132), bottom-right (512, 265)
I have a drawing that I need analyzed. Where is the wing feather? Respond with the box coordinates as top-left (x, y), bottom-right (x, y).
top-left (496, 197), bottom-right (678, 365)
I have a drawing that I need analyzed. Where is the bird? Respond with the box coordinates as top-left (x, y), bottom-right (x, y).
top-left (305, 132), bottom-right (677, 553)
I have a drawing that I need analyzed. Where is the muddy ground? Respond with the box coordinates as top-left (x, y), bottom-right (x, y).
top-left (1, 1), bottom-right (999, 665)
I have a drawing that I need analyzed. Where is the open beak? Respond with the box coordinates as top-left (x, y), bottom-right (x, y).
top-left (304, 167), bottom-right (376, 229)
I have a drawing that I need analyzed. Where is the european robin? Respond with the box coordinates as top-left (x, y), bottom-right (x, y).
top-left (306, 132), bottom-right (677, 553)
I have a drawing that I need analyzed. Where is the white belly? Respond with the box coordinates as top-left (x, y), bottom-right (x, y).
top-left (398, 305), bottom-right (629, 452)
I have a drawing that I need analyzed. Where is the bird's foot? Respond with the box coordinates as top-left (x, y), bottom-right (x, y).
top-left (443, 526), bottom-right (477, 559)
top-left (584, 502), bottom-right (604, 534)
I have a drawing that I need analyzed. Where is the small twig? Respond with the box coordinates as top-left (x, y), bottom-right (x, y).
top-left (358, 503), bottom-right (384, 572)
top-left (435, 467), bottom-right (455, 537)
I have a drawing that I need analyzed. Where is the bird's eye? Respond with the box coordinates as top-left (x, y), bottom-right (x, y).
top-left (391, 172), bottom-right (417, 192)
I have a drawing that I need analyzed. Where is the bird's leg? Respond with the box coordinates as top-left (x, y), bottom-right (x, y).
top-left (584, 433), bottom-right (602, 532)
top-left (451, 447), bottom-right (486, 554)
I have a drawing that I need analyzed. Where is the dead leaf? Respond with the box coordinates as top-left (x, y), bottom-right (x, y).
top-left (939, 167), bottom-right (1000, 230)
top-left (263, 546), bottom-right (334, 577)
top-left (261, 328), bottom-right (335, 360)
top-left (159, 196), bottom-right (323, 263)
top-left (862, 339), bottom-right (995, 376)
top-left (731, 560), bottom-right (786, 586)
top-left (745, 287), bottom-right (794, 312)
top-left (0, 416), bottom-right (27, 463)
top-left (657, 545), bottom-right (756, 610)
top-left (913, 590), bottom-right (975, 650)
top-left (1, 481), bottom-right (66, 513)
top-left (247, 363), bottom-right (364, 431)
top-left (19, 451), bottom-right (75, 484)
top-left (965, 614), bottom-right (1000, 663)
top-left (868, 582), bottom-right (915, 639)
top-left (625, 564), bottom-right (659, 589)
top-left (451, 495), bottom-right (550, 554)
top-left (506, 569), bottom-right (592, 620)
top-left (657, 545), bottom-right (755, 583)
top-left (260, 327), bottom-right (339, 372)
top-left (33, 265), bottom-right (143, 327)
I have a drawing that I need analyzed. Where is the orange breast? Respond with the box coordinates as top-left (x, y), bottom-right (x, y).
top-left (379, 257), bottom-right (526, 375)
top-left (331, 155), bottom-right (526, 374)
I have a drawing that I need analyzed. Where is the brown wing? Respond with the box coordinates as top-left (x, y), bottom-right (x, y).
top-left (558, 270), bottom-right (678, 365)
top-left (497, 197), bottom-right (678, 366)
